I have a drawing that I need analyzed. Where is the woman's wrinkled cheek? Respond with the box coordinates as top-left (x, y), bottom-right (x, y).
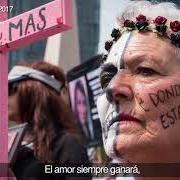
top-left (134, 80), bottom-right (180, 130)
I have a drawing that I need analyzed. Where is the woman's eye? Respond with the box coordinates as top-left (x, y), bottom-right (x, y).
top-left (135, 67), bottom-right (157, 76)
top-left (100, 63), bottom-right (118, 89)
top-left (100, 72), bottom-right (115, 89)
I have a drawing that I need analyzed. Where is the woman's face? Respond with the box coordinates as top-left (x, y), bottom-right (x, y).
top-left (8, 92), bottom-right (20, 123)
top-left (76, 88), bottom-right (87, 124)
top-left (98, 32), bottom-right (180, 163)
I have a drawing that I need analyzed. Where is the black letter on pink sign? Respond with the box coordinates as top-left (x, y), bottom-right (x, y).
top-left (9, 19), bottom-right (23, 41)
top-left (25, 14), bottom-right (36, 35)
top-left (37, 7), bottom-right (46, 31)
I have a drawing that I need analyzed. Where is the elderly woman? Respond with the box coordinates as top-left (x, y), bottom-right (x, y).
top-left (97, 0), bottom-right (180, 179)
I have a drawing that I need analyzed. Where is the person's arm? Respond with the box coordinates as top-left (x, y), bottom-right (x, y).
top-left (53, 132), bottom-right (92, 179)
top-left (53, 133), bottom-right (88, 163)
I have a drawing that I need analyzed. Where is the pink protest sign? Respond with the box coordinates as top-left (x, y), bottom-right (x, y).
top-left (0, 1), bottom-right (8, 178)
top-left (0, 0), bottom-right (72, 52)
top-left (0, 0), bottom-right (8, 159)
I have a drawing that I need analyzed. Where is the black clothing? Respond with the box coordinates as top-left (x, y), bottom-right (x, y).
top-left (12, 132), bottom-right (91, 180)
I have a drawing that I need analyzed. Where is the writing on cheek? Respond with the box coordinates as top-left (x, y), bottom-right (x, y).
top-left (160, 104), bottom-right (180, 129)
top-left (149, 84), bottom-right (180, 108)
top-left (136, 94), bottom-right (150, 112)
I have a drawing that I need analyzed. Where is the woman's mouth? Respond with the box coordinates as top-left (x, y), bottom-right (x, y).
top-left (107, 112), bottom-right (142, 130)
top-left (119, 113), bottom-right (141, 123)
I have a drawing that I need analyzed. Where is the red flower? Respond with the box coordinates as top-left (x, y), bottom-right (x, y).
top-left (170, 21), bottom-right (180, 32)
top-left (124, 20), bottom-right (135, 28)
top-left (136, 14), bottom-right (147, 22)
top-left (154, 16), bottom-right (167, 25)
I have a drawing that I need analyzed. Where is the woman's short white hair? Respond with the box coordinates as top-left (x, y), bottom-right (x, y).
top-left (115, 0), bottom-right (180, 59)
top-left (117, 1), bottom-right (180, 27)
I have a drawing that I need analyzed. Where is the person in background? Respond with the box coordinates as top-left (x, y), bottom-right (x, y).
top-left (74, 80), bottom-right (91, 143)
top-left (8, 61), bottom-right (91, 180)
top-left (97, 0), bottom-right (180, 179)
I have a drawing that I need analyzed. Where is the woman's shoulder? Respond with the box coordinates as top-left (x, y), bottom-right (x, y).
top-left (54, 131), bottom-right (81, 146)
top-left (52, 131), bottom-right (89, 164)
top-left (53, 131), bottom-right (84, 154)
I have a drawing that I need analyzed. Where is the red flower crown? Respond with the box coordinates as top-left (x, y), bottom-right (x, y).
top-left (104, 14), bottom-right (180, 58)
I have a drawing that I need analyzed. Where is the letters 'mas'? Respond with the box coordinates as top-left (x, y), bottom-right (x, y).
top-left (9, 7), bottom-right (46, 41)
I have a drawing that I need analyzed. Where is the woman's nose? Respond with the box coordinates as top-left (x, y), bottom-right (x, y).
top-left (106, 75), bottom-right (133, 104)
